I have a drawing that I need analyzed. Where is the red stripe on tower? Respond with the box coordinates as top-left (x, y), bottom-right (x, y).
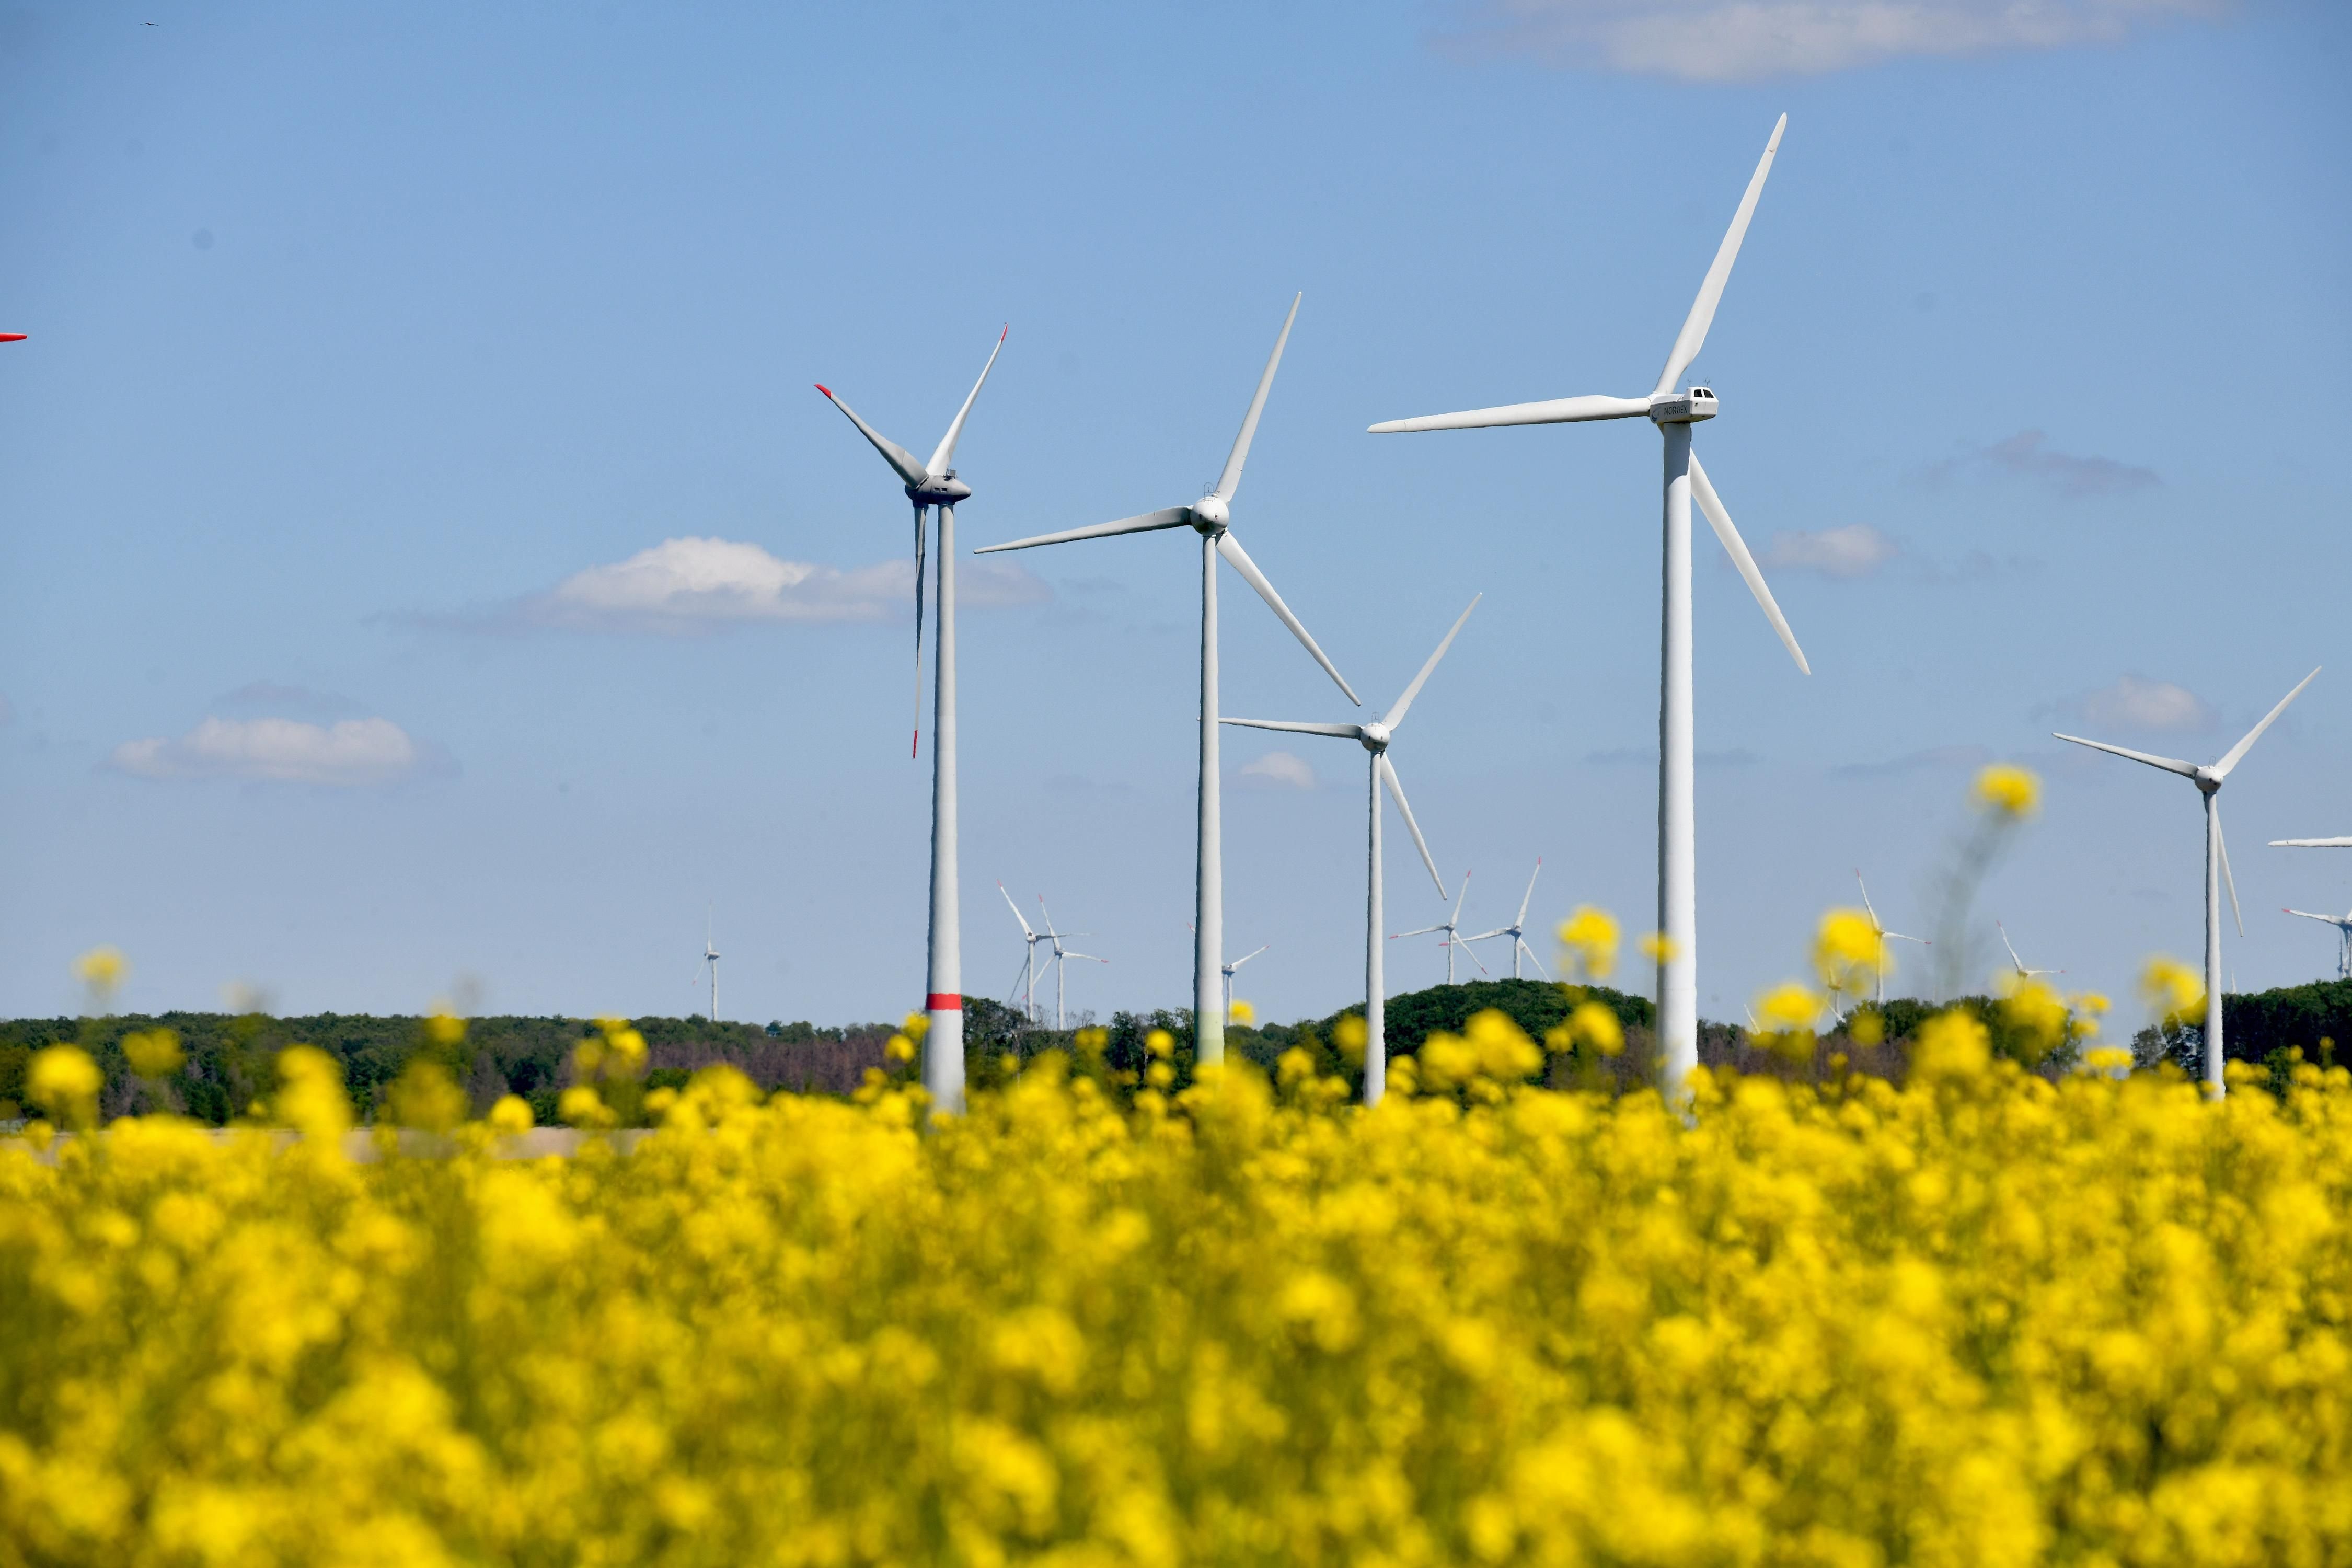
top-left (926, 994), bottom-right (962, 1011)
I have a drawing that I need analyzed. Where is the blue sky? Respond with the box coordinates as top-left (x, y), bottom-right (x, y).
top-left (4, 0), bottom-right (2348, 1030)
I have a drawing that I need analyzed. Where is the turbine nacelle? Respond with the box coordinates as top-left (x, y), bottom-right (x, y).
top-left (1190, 495), bottom-right (1230, 532)
top-left (1357, 721), bottom-right (1392, 753)
top-left (908, 470), bottom-right (972, 508)
top-left (1648, 387), bottom-right (1719, 424)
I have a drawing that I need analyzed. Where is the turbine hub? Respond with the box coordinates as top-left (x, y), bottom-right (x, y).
top-left (1648, 387), bottom-right (1719, 425)
top-left (1191, 495), bottom-right (1230, 532)
top-left (1359, 722), bottom-right (1391, 752)
top-left (908, 474), bottom-right (973, 506)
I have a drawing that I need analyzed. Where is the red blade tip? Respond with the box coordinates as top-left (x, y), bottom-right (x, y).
top-left (814, 383), bottom-right (832, 399)
top-left (0, 334), bottom-right (25, 343)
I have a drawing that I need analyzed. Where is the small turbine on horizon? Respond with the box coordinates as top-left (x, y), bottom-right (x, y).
top-left (2269, 835), bottom-right (2352, 981)
top-left (1463, 858), bottom-right (1551, 981)
top-left (1394, 871), bottom-right (1485, 986)
top-left (1223, 944), bottom-right (1267, 1029)
top-left (696, 908), bottom-right (720, 1024)
top-left (1036, 895), bottom-right (1106, 1032)
top-left (2056, 667), bottom-right (2320, 1096)
top-left (1856, 870), bottom-right (1926, 1008)
top-left (976, 295), bottom-right (1357, 1070)
top-left (998, 882), bottom-right (1050, 1024)
top-left (1224, 595), bottom-right (1480, 1105)
top-left (1995, 920), bottom-right (2060, 988)
top-left (1368, 117), bottom-right (1811, 1104)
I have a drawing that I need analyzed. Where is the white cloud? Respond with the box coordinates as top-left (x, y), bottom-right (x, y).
top-left (516, 537), bottom-right (1049, 633)
top-left (1926, 430), bottom-right (2160, 499)
top-left (111, 716), bottom-right (422, 786)
top-left (1450, 0), bottom-right (2226, 80)
top-left (2079, 676), bottom-right (2213, 732)
top-left (1760, 524), bottom-right (1896, 579)
top-left (1239, 750), bottom-right (1318, 790)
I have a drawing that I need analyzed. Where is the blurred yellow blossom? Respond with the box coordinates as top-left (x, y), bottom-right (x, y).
top-left (1972, 763), bottom-right (2041, 818)
top-left (1555, 906), bottom-right (1619, 979)
top-left (2140, 955), bottom-right (2205, 1028)
top-left (1227, 1000), bottom-right (1254, 1026)
top-left (72, 946), bottom-right (126, 1007)
top-left (1813, 907), bottom-right (1882, 998)
top-left (274, 1046), bottom-right (352, 1143)
top-left (1639, 930), bottom-right (1679, 965)
top-left (423, 1009), bottom-right (467, 1048)
top-left (488, 1094), bottom-right (535, 1134)
top-left (1999, 977), bottom-right (2071, 1063)
top-left (27, 1045), bottom-right (101, 1128)
top-left (901, 1012), bottom-right (931, 1043)
top-left (1566, 1000), bottom-right (1624, 1056)
top-left (121, 1027), bottom-right (183, 1080)
top-left (884, 1033), bottom-right (917, 1063)
top-left (1333, 1013), bottom-right (1368, 1067)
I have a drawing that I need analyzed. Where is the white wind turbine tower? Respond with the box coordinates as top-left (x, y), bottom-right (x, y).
top-left (1368, 117), bottom-right (1810, 1102)
top-left (977, 296), bottom-right (1358, 1067)
top-left (1464, 859), bottom-right (1551, 981)
top-left (1036, 896), bottom-right (1107, 1031)
top-left (998, 882), bottom-right (1051, 1023)
top-left (1223, 944), bottom-right (1267, 1029)
top-left (1854, 870), bottom-right (1926, 1007)
top-left (1994, 921), bottom-right (2060, 988)
top-left (2269, 834), bottom-right (2352, 980)
top-left (816, 326), bottom-right (1008, 1112)
top-left (1225, 596), bottom-right (1480, 1105)
top-left (2056, 667), bottom-right (2320, 1096)
top-left (1394, 872), bottom-right (1486, 986)
top-left (697, 908), bottom-right (720, 1024)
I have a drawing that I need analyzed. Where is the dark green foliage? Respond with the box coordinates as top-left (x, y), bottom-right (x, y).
top-left (2209, 978), bottom-right (2352, 1067)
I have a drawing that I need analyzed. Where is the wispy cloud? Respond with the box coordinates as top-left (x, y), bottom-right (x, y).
top-left (2064, 675), bottom-right (2216, 733)
top-left (1760, 524), bottom-right (1897, 579)
top-left (1925, 430), bottom-right (2159, 500)
top-left (216, 681), bottom-right (365, 720)
top-left (1834, 743), bottom-right (1993, 778)
top-left (1443, 0), bottom-right (2227, 81)
top-left (1238, 750), bottom-right (1318, 790)
top-left (111, 716), bottom-right (425, 786)
top-left (444, 537), bottom-right (1052, 635)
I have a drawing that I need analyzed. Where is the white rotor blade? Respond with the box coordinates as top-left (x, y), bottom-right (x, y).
top-left (1213, 293), bottom-right (1299, 503)
top-left (1379, 754), bottom-right (1446, 899)
top-left (2273, 837), bottom-right (2352, 847)
top-left (1998, 921), bottom-right (2025, 971)
top-left (1517, 858), bottom-right (1541, 926)
top-left (1216, 530), bottom-right (1361, 704)
top-left (1884, 931), bottom-right (1927, 946)
top-left (975, 506), bottom-right (1193, 555)
top-left (815, 385), bottom-right (928, 488)
top-left (1219, 718), bottom-right (1363, 739)
top-left (1037, 896), bottom-right (1058, 939)
top-left (2212, 666), bottom-right (2319, 779)
top-left (1231, 945), bottom-right (1268, 970)
top-left (1689, 454), bottom-right (1808, 675)
top-left (998, 880), bottom-right (1034, 936)
top-left (2215, 799), bottom-right (2244, 938)
top-left (2284, 907), bottom-right (2338, 924)
top-left (1393, 923), bottom-right (1447, 938)
top-left (1517, 938), bottom-right (1553, 980)
top-left (1654, 113), bottom-right (1786, 398)
top-left (1449, 870), bottom-right (1470, 924)
top-left (1383, 594), bottom-right (1482, 731)
top-left (2051, 732), bottom-right (2199, 779)
top-left (1854, 869), bottom-right (1880, 927)
top-left (1461, 926), bottom-right (1509, 943)
top-left (925, 325), bottom-right (1009, 478)
top-left (1063, 952), bottom-right (1110, 965)
top-left (1461, 941), bottom-right (1490, 976)
top-left (1368, 394), bottom-right (1648, 436)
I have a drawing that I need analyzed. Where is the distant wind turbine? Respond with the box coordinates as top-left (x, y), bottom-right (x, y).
top-left (998, 882), bottom-right (1050, 1023)
top-left (1995, 920), bottom-right (2060, 987)
top-left (977, 296), bottom-right (1356, 1069)
top-left (1855, 870), bottom-right (1926, 1008)
top-left (2056, 667), bottom-right (2320, 1095)
top-left (1394, 872), bottom-right (1485, 985)
top-left (696, 908), bottom-right (720, 1024)
top-left (1222, 944), bottom-right (1267, 1029)
top-left (1036, 896), bottom-right (1106, 1031)
top-left (1224, 596), bottom-right (1479, 1105)
top-left (815, 325), bottom-right (1008, 1112)
top-left (2280, 904), bottom-right (2352, 981)
top-left (1368, 117), bottom-right (1811, 1103)
top-left (1463, 859), bottom-right (1551, 980)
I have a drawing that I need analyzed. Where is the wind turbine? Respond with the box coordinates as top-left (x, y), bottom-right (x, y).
top-left (1368, 117), bottom-right (1810, 1102)
top-left (1224, 595), bottom-right (1479, 1105)
top-left (2279, 904), bottom-right (2352, 981)
top-left (1854, 870), bottom-right (1926, 1008)
top-left (1394, 872), bottom-right (1486, 986)
top-left (1463, 858), bottom-right (1551, 981)
top-left (1036, 896), bottom-right (1107, 1032)
top-left (2056, 667), bottom-right (2320, 1096)
top-left (1994, 921), bottom-right (2060, 988)
top-left (976, 296), bottom-right (1357, 1067)
top-left (1223, 944), bottom-right (1267, 1028)
top-left (815, 326), bottom-right (1008, 1112)
top-left (998, 882), bottom-right (1050, 1023)
top-left (697, 908), bottom-right (720, 1024)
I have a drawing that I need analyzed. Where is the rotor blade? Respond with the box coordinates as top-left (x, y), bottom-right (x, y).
top-left (1689, 453), bottom-right (1808, 675)
top-left (1379, 754), bottom-right (1445, 899)
top-left (998, 880), bottom-right (1034, 936)
top-left (1517, 858), bottom-right (1541, 926)
top-left (1368, 394), bottom-right (1649, 436)
top-left (1654, 113), bottom-right (1786, 398)
top-left (2216, 799), bottom-right (2244, 938)
top-left (1461, 940), bottom-right (1490, 977)
top-left (1231, 945), bottom-right (1269, 969)
top-left (1036, 895), bottom-right (1057, 938)
top-left (926, 325), bottom-right (1008, 478)
top-left (1998, 921), bottom-right (2025, 971)
top-left (1216, 530), bottom-right (1360, 704)
top-left (1063, 952), bottom-right (1110, 965)
top-left (2051, 732), bottom-right (2200, 778)
top-left (1517, 938), bottom-right (1553, 981)
top-left (1383, 594), bottom-right (1482, 731)
top-left (815, 385), bottom-right (928, 488)
top-left (2285, 907), bottom-right (2338, 924)
top-left (910, 505), bottom-right (928, 759)
top-left (975, 506), bottom-right (1193, 555)
top-left (1392, 924), bottom-right (1446, 938)
top-left (1854, 869), bottom-right (1879, 926)
top-left (1218, 718), bottom-right (1363, 739)
top-left (1213, 294), bottom-right (1299, 503)
top-left (2212, 666), bottom-right (2320, 779)
top-left (1884, 931), bottom-right (1928, 946)
top-left (1450, 869), bottom-right (1470, 923)
top-left (1461, 927), bottom-right (1509, 943)
top-left (2273, 837), bottom-right (2352, 847)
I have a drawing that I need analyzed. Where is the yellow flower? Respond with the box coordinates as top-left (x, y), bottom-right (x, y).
top-left (885, 1034), bottom-right (917, 1063)
top-left (901, 1012), bottom-right (931, 1043)
top-left (1813, 907), bottom-right (1883, 995)
top-left (488, 1094), bottom-right (535, 1134)
top-left (72, 945), bottom-right (127, 1008)
top-left (1566, 1000), bottom-right (1624, 1057)
top-left (1971, 763), bottom-right (2041, 818)
top-left (423, 1010), bottom-right (467, 1048)
top-left (1639, 930), bottom-right (1679, 966)
top-left (558, 1083), bottom-right (614, 1129)
top-left (2139, 955), bottom-right (2204, 1027)
top-left (1556, 906), bottom-right (1619, 980)
top-left (1227, 1000), bottom-right (1255, 1025)
top-left (122, 1027), bottom-right (184, 1079)
top-left (275, 1046), bottom-right (353, 1142)
top-left (1332, 1013), bottom-right (1368, 1067)
top-left (1848, 1008), bottom-right (1886, 1046)
top-left (1146, 1028), bottom-right (1176, 1057)
top-left (28, 1045), bottom-right (102, 1127)
top-left (1913, 1008), bottom-right (1991, 1079)
top-left (1998, 978), bottom-right (2070, 1062)
top-left (1754, 982), bottom-right (1823, 1034)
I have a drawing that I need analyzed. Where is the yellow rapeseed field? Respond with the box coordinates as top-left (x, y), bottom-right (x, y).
top-left (3, 1008), bottom-right (2350, 1568)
